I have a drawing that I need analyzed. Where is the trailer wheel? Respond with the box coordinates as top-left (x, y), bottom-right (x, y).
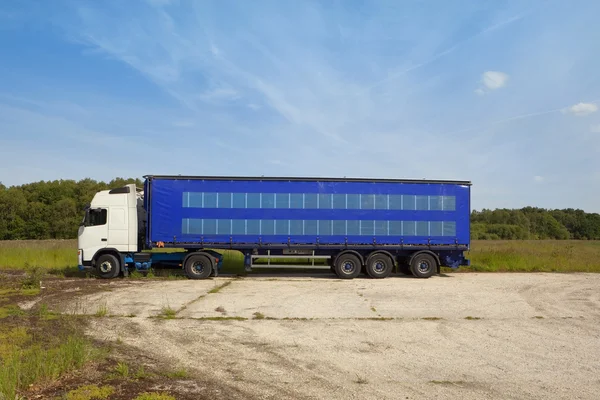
top-left (334, 253), bottom-right (361, 279)
top-left (366, 254), bottom-right (393, 279)
top-left (184, 254), bottom-right (213, 279)
top-left (410, 253), bottom-right (437, 278)
top-left (96, 254), bottom-right (120, 279)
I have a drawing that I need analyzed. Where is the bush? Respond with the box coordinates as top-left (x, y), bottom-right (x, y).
top-left (20, 265), bottom-right (46, 290)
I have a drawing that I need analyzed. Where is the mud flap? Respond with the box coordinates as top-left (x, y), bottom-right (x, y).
top-left (244, 253), bottom-right (252, 272)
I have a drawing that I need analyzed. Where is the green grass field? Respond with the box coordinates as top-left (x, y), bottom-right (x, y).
top-left (0, 240), bottom-right (77, 273)
top-left (1, 239), bottom-right (599, 273)
top-left (466, 240), bottom-right (600, 272)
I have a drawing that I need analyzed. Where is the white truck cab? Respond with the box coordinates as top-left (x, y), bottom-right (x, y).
top-left (78, 184), bottom-right (142, 277)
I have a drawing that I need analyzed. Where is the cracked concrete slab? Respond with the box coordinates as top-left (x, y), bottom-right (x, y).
top-left (59, 278), bottom-right (234, 317)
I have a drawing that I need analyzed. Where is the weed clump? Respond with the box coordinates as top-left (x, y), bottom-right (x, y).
top-left (252, 312), bottom-right (265, 320)
top-left (114, 362), bottom-right (129, 378)
top-left (94, 304), bottom-right (109, 318)
top-left (134, 392), bottom-right (176, 400)
top-left (66, 384), bottom-right (114, 400)
top-left (0, 305), bottom-right (25, 319)
top-left (164, 369), bottom-right (188, 379)
top-left (159, 307), bottom-right (177, 319)
top-left (21, 265), bottom-right (45, 290)
top-left (134, 366), bottom-right (152, 380)
top-left (208, 281), bottom-right (232, 294)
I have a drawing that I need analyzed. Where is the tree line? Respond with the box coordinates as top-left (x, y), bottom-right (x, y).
top-left (0, 178), bottom-right (142, 240)
top-left (0, 179), bottom-right (599, 240)
top-left (471, 208), bottom-right (600, 240)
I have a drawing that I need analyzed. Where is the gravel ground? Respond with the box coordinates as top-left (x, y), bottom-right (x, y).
top-left (70, 273), bottom-right (600, 399)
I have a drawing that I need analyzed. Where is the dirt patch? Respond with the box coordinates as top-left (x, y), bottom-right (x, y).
top-left (0, 274), bottom-right (247, 400)
top-left (1, 270), bottom-right (113, 308)
top-left (6, 274), bottom-right (153, 314)
top-left (25, 353), bottom-right (246, 400)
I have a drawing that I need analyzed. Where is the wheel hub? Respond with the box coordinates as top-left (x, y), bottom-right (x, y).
top-left (99, 261), bottom-right (112, 273)
top-left (374, 261), bottom-right (385, 272)
top-left (193, 262), bottom-right (205, 274)
top-left (418, 261), bottom-right (430, 273)
top-left (343, 261), bottom-right (354, 273)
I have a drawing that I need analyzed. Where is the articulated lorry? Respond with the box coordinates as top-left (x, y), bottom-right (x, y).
top-left (78, 175), bottom-right (471, 279)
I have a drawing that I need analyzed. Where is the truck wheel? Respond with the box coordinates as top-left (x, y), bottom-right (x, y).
top-left (334, 254), bottom-right (361, 279)
top-left (366, 254), bottom-right (393, 279)
top-left (184, 254), bottom-right (213, 279)
top-left (96, 254), bottom-right (120, 279)
top-left (399, 263), bottom-right (412, 275)
top-left (410, 253), bottom-right (437, 279)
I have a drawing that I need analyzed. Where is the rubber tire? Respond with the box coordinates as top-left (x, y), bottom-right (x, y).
top-left (334, 253), bottom-right (362, 279)
top-left (366, 254), bottom-right (393, 279)
top-left (96, 254), bottom-right (120, 279)
top-left (184, 254), bottom-right (213, 280)
top-left (329, 258), bottom-right (336, 274)
top-left (399, 263), bottom-right (412, 275)
top-left (410, 253), bottom-right (438, 279)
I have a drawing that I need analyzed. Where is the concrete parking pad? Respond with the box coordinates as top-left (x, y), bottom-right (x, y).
top-left (64, 273), bottom-right (600, 399)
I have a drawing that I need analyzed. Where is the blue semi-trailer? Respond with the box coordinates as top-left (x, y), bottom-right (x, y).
top-left (78, 175), bottom-right (471, 279)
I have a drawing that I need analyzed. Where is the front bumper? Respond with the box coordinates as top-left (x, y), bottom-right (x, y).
top-left (78, 250), bottom-right (93, 271)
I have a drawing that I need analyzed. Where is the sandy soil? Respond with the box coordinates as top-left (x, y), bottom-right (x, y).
top-left (62, 273), bottom-right (600, 399)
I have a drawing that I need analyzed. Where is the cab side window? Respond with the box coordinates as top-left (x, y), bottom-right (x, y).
top-left (87, 209), bottom-right (107, 226)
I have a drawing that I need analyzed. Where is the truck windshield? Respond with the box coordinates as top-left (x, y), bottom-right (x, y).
top-left (84, 209), bottom-right (107, 227)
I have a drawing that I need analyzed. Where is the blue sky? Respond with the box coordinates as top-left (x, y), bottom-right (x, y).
top-left (0, 0), bottom-right (599, 212)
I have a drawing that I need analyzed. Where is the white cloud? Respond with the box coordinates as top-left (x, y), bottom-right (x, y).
top-left (534, 176), bottom-right (544, 183)
top-left (563, 102), bottom-right (598, 116)
top-left (475, 71), bottom-right (509, 95)
top-left (591, 124), bottom-right (600, 133)
top-left (482, 71), bottom-right (509, 90)
top-left (197, 87), bottom-right (240, 103)
top-left (247, 103), bottom-right (261, 110)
